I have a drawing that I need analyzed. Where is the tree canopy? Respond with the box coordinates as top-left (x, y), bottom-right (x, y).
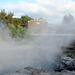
top-left (0, 9), bottom-right (32, 39)
top-left (62, 14), bottom-right (75, 24)
top-left (0, 9), bottom-right (33, 27)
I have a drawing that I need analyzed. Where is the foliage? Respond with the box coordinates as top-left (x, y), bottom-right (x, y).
top-left (21, 15), bottom-right (33, 24)
top-left (8, 24), bottom-right (30, 39)
top-left (0, 9), bottom-right (32, 39)
top-left (12, 18), bottom-right (22, 27)
top-left (0, 9), bottom-right (6, 21)
top-left (0, 9), bottom-right (33, 27)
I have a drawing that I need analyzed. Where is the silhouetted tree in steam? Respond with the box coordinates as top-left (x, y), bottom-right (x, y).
top-left (62, 14), bottom-right (75, 24)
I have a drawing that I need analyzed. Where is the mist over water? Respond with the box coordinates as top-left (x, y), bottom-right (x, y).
top-left (0, 21), bottom-right (75, 74)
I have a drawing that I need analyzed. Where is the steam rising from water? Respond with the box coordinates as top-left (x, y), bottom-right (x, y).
top-left (0, 22), bottom-right (75, 74)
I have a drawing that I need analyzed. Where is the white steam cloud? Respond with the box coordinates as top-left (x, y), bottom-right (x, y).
top-left (0, 21), bottom-right (75, 74)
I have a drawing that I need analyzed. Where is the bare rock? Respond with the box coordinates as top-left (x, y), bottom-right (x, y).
top-left (4, 67), bottom-right (75, 75)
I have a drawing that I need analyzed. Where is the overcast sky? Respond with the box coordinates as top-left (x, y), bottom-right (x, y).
top-left (0, 0), bottom-right (75, 24)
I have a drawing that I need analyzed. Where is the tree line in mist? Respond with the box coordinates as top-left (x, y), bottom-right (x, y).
top-left (0, 9), bottom-right (33, 27)
top-left (62, 14), bottom-right (75, 24)
top-left (0, 9), bottom-right (33, 39)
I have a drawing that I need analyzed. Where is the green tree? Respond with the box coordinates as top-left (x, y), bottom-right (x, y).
top-left (0, 9), bottom-right (6, 21)
top-left (21, 15), bottom-right (33, 24)
top-left (12, 18), bottom-right (22, 27)
top-left (7, 12), bottom-right (14, 23)
top-left (9, 24), bottom-right (17, 38)
top-left (17, 26), bottom-right (28, 38)
top-left (4, 12), bottom-right (14, 25)
top-left (8, 24), bottom-right (29, 39)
